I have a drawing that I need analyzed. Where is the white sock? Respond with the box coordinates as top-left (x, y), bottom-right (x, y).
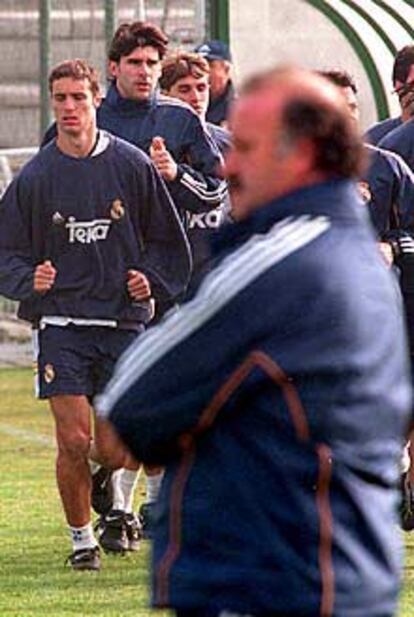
top-left (112, 468), bottom-right (141, 513)
top-left (70, 523), bottom-right (97, 552)
top-left (145, 471), bottom-right (164, 503)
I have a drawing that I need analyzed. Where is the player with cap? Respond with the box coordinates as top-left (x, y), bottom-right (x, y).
top-left (194, 39), bottom-right (236, 127)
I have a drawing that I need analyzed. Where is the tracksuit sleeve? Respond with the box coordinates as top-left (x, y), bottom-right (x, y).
top-left (166, 116), bottom-right (228, 214)
top-left (0, 178), bottom-right (36, 300)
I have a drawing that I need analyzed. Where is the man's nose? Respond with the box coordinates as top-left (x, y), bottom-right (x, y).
top-left (63, 96), bottom-right (76, 110)
top-left (139, 63), bottom-right (151, 76)
top-left (191, 90), bottom-right (200, 104)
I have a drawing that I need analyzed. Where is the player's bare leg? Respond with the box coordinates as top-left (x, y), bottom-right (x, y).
top-left (50, 394), bottom-right (100, 570)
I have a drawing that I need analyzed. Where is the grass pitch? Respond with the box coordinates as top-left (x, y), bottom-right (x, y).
top-left (0, 367), bottom-right (413, 616)
top-left (0, 367), bottom-right (170, 617)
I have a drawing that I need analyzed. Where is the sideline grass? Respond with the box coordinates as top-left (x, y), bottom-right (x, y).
top-left (1, 367), bottom-right (414, 616)
top-left (402, 532), bottom-right (414, 613)
top-left (0, 367), bottom-right (169, 617)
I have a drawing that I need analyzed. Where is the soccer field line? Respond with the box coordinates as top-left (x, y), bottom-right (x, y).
top-left (0, 422), bottom-right (54, 447)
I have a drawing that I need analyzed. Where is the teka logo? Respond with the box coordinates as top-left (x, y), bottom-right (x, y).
top-left (187, 208), bottom-right (225, 230)
top-left (52, 211), bottom-right (65, 225)
top-left (66, 217), bottom-right (111, 244)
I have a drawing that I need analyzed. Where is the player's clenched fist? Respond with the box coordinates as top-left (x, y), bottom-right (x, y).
top-left (127, 269), bottom-right (151, 301)
top-left (34, 259), bottom-right (57, 293)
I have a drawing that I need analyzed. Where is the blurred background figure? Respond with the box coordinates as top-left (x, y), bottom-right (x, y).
top-left (365, 45), bottom-right (414, 145)
top-left (322, 69), bottom-right (414, 532)
top-left (194, 39), bottom-right (236, 127)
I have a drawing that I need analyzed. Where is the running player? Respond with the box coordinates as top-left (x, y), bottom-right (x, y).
top-left (0, 59), bottom-right (191, 570)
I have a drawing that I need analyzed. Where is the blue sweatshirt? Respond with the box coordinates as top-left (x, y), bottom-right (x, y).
top-left (378, 119), bottom-right (414, 171)
top-left (366, 138), bottom-right (414, 352)
top-left (42, 86), bottom-right (228, 280)
top-left (0, 132), bottom-right (191, 325)
top-left (361, 143), bottom-right (414, 234)
top-left (365, 116), bottom-right (402, 145)
top-left (43, 85), bottom-right (227, 217)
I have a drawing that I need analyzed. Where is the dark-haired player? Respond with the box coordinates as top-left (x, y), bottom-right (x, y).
top-left (101, 21), bottom-right (227, 546)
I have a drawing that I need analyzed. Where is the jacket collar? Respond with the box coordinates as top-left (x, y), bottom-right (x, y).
top-left (105, 82), bottom-right (157, 113)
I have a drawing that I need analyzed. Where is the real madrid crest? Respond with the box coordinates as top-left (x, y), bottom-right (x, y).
top-left (357, 181), bottom-right (371, 205)
top-left (110, 199), bottom-right (125, 220)
top-left (52, 211), bottom-right (65, 225)
top-left (44, 363), bottom-right (55, 384)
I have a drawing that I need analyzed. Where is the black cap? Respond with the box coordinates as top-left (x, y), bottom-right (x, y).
top-left (195, 39), bottom-right (232, 62)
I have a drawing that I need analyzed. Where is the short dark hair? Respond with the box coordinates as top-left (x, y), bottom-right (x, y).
top-left (159, 51), bottom-right (209, 92)
top-left (392, 46), bottom-right (414, 85)
top-left (108, 21), bottom-right (168, 63)
top-left (318, 69), bottom-right (357, 94)
top-left (48, 59), bottom-right (101, 97)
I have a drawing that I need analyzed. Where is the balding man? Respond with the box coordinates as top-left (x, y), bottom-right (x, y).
top-left (96, 67), bottom-right (411, 617)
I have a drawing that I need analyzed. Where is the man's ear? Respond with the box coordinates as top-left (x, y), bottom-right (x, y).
top-left (108, 60), bottom-right (118, 80)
